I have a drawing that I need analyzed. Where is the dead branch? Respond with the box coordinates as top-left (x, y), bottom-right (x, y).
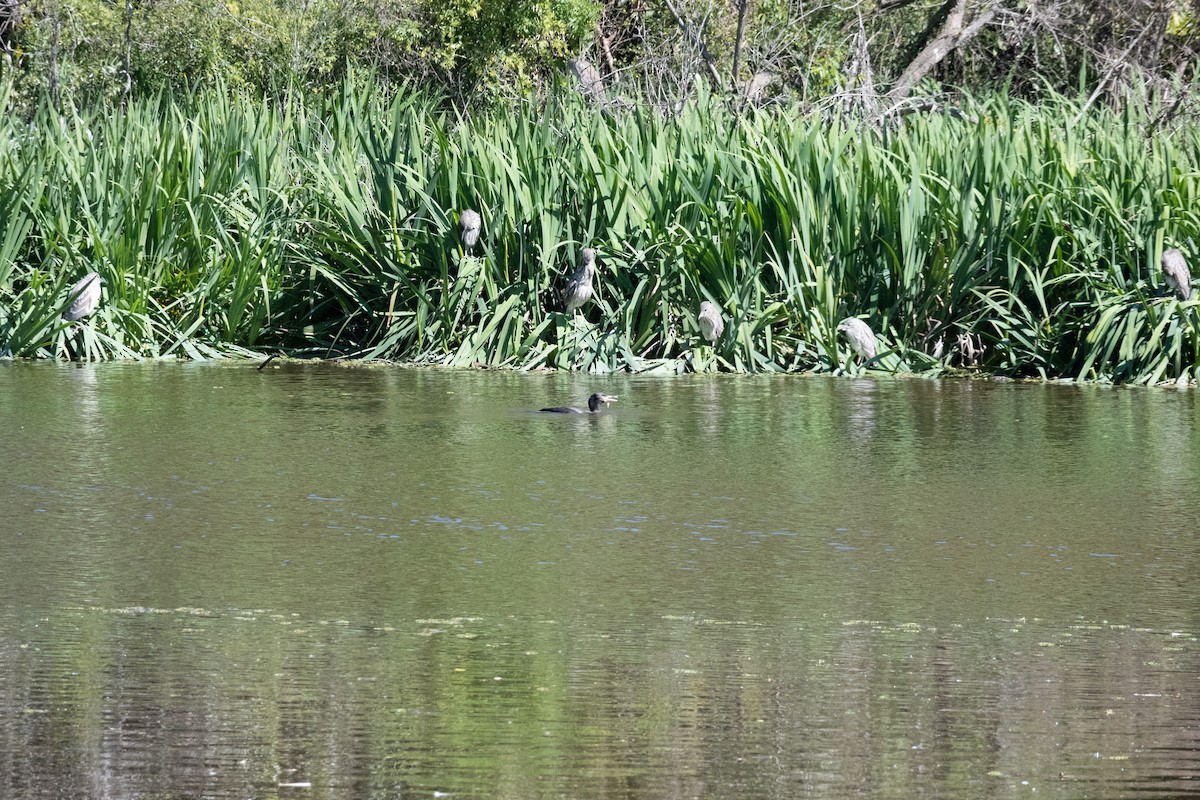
top-left (596, 23), bottom-right (618, 80)
top-left (732, 0), bottom-right (749, 86)
top-left (885, 0), bottom-right (997, 104)
top-left (0, 0), bottom-right (21, 55)
top-left (663, 0), bottom-right (723, 88)
top-left (1071, 16), bottom-right (1157, 125)
top-left (887, 0), bottom-right (965, 101)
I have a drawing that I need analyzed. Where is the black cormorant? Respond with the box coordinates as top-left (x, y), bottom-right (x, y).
top-left (539, 392), bottom-right (618, 413)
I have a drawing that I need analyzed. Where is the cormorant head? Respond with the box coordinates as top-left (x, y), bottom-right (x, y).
top-left (587, 392), bottom-right (618, 412)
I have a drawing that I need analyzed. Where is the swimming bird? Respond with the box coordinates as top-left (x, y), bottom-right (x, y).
top-left (837, 317), bottom-right (877, 361)
top-left (1162, 248), bottom-right (1192, 301)
top-left (539, 392), bottom-right (617, 414)
top-left (63, 272), bottom-right (104, 322)
top-left (556, 248), bottom-right (597, 314)
top-left (698, 301), bottom-right (724, 343)
top-left (459, 209), bottom-right (481, 253)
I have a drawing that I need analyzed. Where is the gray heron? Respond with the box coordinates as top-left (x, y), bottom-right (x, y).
top-left (557, 248), bottom-right (597, 314)
top-left (1162, 248), bottom-right (1192, 301)
top-left (63, 272), bottom-right (104, 322)
top-left (459, 209), bottom-right (481, 253)
top-left (837, 317), bottom-right (877, 361)
top-left (698, 301), bottom-right (724, 343)
top-left (568, 57), bottom-right (605, 102)
top-left (540, 392), bottom-right (618, 414)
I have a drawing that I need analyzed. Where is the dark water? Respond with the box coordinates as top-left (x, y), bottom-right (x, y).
top-left (1, 363), bottom-right (1198, 799)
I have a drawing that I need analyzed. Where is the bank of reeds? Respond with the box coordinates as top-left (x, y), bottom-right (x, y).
top-left (1, 79), bottom-right (1198, 383)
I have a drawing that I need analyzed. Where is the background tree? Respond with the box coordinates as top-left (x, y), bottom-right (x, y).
top-left (0, 0), bottom-right (1196, 114)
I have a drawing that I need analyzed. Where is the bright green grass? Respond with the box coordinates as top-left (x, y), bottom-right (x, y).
top-left (2, 79), bottom-right (1198, 382)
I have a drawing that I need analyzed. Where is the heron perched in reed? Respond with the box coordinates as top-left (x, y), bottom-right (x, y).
top-left (837, 317), bottom-right (877, 361)
top-left (539, 392), bottom-right (618, 414)
top-left (459, 209), bottom-right (481, 254)
top-left (63, 272), bottom-right (104, 322)
top-left (555, 248), bottom-right (597, 315)
top-left (698, 301), bottom-right (724, 343)
top-left (1162, 248), bottom-right (1192, 301)
top-left (568, 57), bottom-right (605, 102)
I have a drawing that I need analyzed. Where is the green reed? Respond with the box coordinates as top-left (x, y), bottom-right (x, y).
top-left (1, 79), bottom-right (1198, 382)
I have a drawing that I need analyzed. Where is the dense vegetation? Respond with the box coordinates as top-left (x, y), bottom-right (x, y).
top-left (1, 78), bottom-right (1198, 382)
top-left (1, 1), bottom-right (1197, 109)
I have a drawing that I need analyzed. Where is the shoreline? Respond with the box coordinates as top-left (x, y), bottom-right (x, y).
top-left (4, 354), bottom-right (1195, 389)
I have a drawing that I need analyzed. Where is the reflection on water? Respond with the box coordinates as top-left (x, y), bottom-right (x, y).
top-left (1, 363), bottom-right (1198, 799)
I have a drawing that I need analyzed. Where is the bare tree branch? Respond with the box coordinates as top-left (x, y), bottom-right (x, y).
top-left (662, 0), bottom-right (723, 88)
top-left (960, 7), bottom-right (996, 43)
top-left (1072, 16), bottom-right (1157, 125)
top-left (732, 0), bottom-right (749, 87)
top-left (887, 0), bottom-right (965, 101)
top-left (48, 0), bottom-right (60, 111)
top-left (121, 0), bottom-right (132, 108)
top-left (858, 10), bottom-right (882, 111)
top-left (0, 0), bottom-right (21, 56)
top-left (596, 22), bottom-right (618, 81)
top-left (885, 0), bottom-right (997, 104)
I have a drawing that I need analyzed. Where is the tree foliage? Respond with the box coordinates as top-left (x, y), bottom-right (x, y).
top-left (1, 0), bottom-right (599, 108)
top-left (0, 0), bottom-right (1198, 111)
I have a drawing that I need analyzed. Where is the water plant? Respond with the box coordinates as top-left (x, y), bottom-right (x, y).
top-left (1, 79), bottom-right (1198, 383)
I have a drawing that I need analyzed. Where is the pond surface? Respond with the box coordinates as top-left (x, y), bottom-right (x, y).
top-left (1, 363), bottom-right (1198, 799)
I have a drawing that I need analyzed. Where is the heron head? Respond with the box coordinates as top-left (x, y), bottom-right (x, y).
top-left (700, 300), bottom-right (715, 314)
top-left (1163, 248), bottom-right (1188, 271)
top-left (581, 248), bottom-right (596, 267)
